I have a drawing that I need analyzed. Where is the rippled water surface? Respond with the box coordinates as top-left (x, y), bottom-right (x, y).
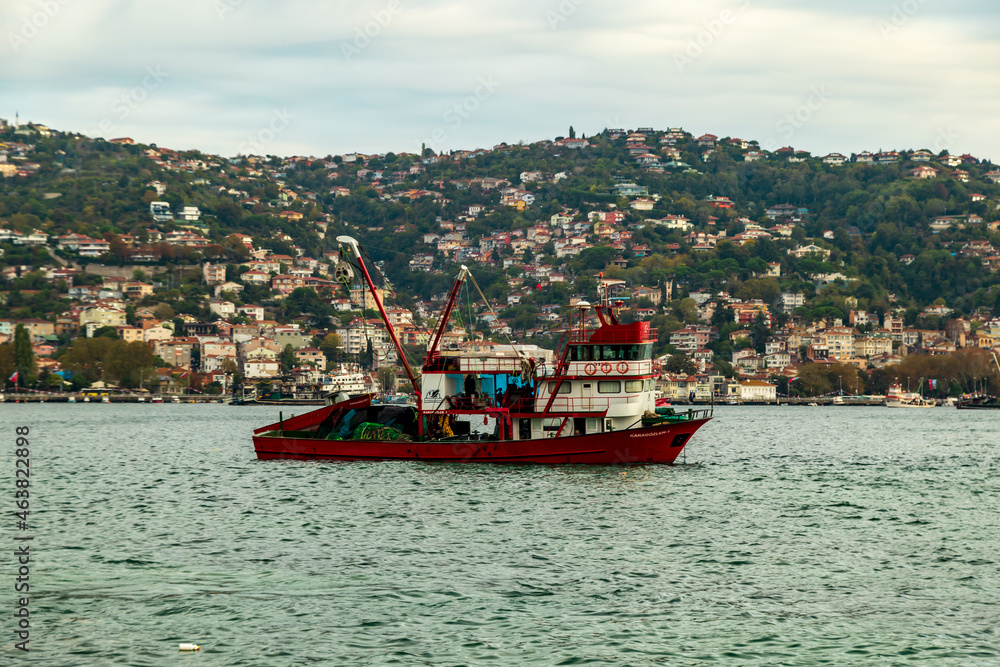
top-left (5, 404), bottom-right (1000, 665)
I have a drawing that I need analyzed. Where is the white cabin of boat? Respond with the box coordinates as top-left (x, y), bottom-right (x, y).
top-left (419, 301), bottom-right (661, 441)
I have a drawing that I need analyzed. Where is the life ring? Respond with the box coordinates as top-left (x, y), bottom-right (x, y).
top-left (617, 361), bottom-right (629, 374)
top-left (585, 363), bottom-right (598, 375)
top-left (600, 362), bottom-right (613, 374)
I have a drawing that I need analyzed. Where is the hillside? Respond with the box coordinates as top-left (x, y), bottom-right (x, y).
top-left (2, 120), bottom-right (999, 363)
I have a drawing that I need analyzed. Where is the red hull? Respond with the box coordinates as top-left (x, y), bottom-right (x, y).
top-left (253, 418), bottom-right (710, 464)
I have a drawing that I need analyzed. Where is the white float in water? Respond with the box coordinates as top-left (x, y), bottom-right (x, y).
top-left (179, 643), bottom-right (201, 651)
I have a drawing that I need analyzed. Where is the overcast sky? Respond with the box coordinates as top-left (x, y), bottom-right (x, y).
top-left (3, 0), bottom-right (999, 161)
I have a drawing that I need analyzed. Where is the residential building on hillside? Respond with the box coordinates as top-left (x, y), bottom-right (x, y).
top-left (854, 335), bottom-right (893, 358)
top-left (823, 327), bottom-right (857, 359)
top-left (180, 206), bottom-right (201, 221)
top-left (150, 201), bottom-right (173, 221)
top-left (203, 263), bottom-right (227, 285)
top-left (79, 307), bottom-right (125, 329)
top-left (670, 326), bottom-right (717, 354)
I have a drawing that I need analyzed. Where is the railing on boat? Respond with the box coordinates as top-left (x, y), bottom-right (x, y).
top-left (421, 395), bottom-right (713, 420)
top-left (542, 360), bottom-right (656, 377)
top-left (423, 395), bottom-right (540, 413)
top-left (456, 357), bottom-right (526, 373)
top-left (568, 328), bottom-right (658, 344)
top-left (538, 395), bottom-right (648, 413)
top-left (678, 408), bottom-right (713, 421)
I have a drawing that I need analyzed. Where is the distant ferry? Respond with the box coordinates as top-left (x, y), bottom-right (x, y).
top-left (884, 382), bottom-right (935, 408)
top-left (234, 365), bottom-right (370, 406)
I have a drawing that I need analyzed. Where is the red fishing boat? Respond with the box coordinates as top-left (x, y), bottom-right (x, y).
top-left (252, 236), bottom-right (712, 464)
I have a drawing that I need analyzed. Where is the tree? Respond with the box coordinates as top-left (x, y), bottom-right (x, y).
top-left (153, 303), bottom-right (175, 320)
top-left (737, 278), bottom-right (781, 304)
top-left (13, 324), bottom-right (35, 385)
top-left (828, 362), bottom-right (861, 395)
top-left (58, 338), bottom-right (154, 388)
top-left (376, 366), bottom-right (397, 393)
top-left (677, 298), bottom-right (699, 324)
top-left (362, 337), bottom-right (374, 370)
top-left (750, 312), bottom-right (770, 354)
top-left (745, 257), bottom-right (769, 276)
top-left (711, 305), bottom-right (734, 327)
top-left (0, 345), bottom-right (15, 389)
top-left (795, 363), bottom-right (832, 396)
top-left (280, 344), bottom-right (296, 371)
top-left (663, 353), bottom-right (697, 375)
top-left (104, 341), bottom-right (155, 388)
top-left (712, 358), bottom-right (736, 378)
top-left (319, 333), bottom-right (342, 364)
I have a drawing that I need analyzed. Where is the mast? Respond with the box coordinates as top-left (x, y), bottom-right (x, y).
top-left (336, 236), bottom-right (420, 398)
top-left (426, 265), bottom-right (470, 362)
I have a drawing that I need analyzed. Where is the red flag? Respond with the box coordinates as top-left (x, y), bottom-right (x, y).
top-left (8, 371), bottom-right (18, 383)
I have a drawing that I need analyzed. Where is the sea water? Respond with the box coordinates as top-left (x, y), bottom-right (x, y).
top-left (4, 404), bottom-right (999, 665)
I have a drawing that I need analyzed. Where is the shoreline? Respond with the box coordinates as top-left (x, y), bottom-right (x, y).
top-left (0, 394), bottom-right (943, 407)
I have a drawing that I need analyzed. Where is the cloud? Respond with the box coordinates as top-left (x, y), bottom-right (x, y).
top-left (2, 0), bottom-right (998, 160)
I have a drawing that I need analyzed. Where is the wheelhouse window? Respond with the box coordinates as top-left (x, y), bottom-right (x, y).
top-left (548, 381), bottom-right (572, 394)
top-left (598, 381), bottom-right (621, 394)
top-left (571, 344), bottom-right (652, 361)
top-left (625, 380), bottom-right (643, 393)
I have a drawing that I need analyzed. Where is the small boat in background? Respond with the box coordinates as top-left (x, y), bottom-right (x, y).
top-left (955, 353), bottom-right (1000, 409)
top-left (885, 382), bottom-right (935, 408)
top-left (956, 394), bottom-right (1000, 409)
